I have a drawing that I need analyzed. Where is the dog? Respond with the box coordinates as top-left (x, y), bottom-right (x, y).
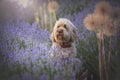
top-left (50, 18), bottom-right (78, 58)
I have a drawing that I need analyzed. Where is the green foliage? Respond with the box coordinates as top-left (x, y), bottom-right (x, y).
top-left (76, 32), bottom-right (120, 80)
top-left (77, 34), bottom-right (99, 79)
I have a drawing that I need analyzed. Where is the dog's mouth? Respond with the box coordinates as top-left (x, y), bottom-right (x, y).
top-left (56, 34), bottom-right (64, 40)
top-left (55, 29), bottom-right (64, 40)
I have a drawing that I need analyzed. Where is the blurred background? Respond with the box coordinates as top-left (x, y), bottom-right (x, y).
top-left (0, 0), bottom-right (120, 80)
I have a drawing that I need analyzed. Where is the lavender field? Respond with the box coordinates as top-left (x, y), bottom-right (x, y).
top-left (0, 0), bottom-right (120, 80)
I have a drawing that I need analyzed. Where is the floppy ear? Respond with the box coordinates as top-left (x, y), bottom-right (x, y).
top-left (70, 27), bottom-right (78, 42)
top-left (50, 20), bottom-right (59, 43)
top-left (50, 32), bottom-right (56, 42)
top-left (73, 27), bottom-right (77, 39)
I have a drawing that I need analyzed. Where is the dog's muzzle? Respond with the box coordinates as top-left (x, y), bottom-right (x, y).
top-left (56, 29), bottom-right (64, 40)
top-left (57, 29), bottom-right (63, 35)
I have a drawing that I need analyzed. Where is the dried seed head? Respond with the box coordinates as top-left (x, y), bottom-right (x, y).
top-left (104, 20), bottom-right (117, 37)
top-left (95, 1), bottom-right (112, 16)
top-left (95, 14), bottom-right (110, 33)
top-left (48, 1), bottom-right (59, 13)
top-left (111, 7), bottom-right (120, 25)
top-left (84, 14), bottom-right (96, 31)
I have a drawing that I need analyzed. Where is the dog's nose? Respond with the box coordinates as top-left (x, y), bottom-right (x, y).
top-left (58, 29), bottom-right (63, 33)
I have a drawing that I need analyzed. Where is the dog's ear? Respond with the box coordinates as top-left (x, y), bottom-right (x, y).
top-left (70, 27), bottom-right (78, 42)
top-left (50, 32), bottom-right (56, 42)
top-left (73, 27), bottom-right (78, 39)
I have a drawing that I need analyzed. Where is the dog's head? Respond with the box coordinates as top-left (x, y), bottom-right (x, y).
top-left (51, 18), bottom-right (77, 44)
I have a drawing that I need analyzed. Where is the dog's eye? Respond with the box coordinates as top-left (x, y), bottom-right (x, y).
top-left (64, 25), bottom-right (67, 28)
top-left (57, 26), bottom-right (60, 28)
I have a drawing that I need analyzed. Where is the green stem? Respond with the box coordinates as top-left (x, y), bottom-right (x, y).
top-left (108, 38), bottom-right (111, 80)
top-left (97, 33), bottom-right (103, 80)
top-left (50, 13), bottom-right (53, 32)
top-left (53, 12), bottom-right (57, 22)
top-left (102, 33), bottom-right (108, 80)
top-left (43, 4), bottom-right (48, 29)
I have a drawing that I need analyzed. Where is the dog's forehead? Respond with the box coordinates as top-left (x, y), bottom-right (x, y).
top-left (54, 18), bottom-right (76, 30)
top-left (56, 19), bottom-right (68, 26)
top-left (54, 22), bottom-right (67, 29)
top-left (57, 23), bottom-right (65, 27)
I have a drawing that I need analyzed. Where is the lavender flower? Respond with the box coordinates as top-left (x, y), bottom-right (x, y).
top-left (39, 74), bottom-right (49, 80)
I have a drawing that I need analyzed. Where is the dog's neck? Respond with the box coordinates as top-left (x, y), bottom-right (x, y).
top-left (60, 42), bottom-right (72, 48)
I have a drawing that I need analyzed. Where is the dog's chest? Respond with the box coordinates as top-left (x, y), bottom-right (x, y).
top-left (60, 47), bottom-right (76, 58)
top-left (61, 47), bottom-right (73, 54)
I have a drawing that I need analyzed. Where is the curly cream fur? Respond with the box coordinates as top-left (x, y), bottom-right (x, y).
top-left (50, 18), bottom-right (78, 58)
